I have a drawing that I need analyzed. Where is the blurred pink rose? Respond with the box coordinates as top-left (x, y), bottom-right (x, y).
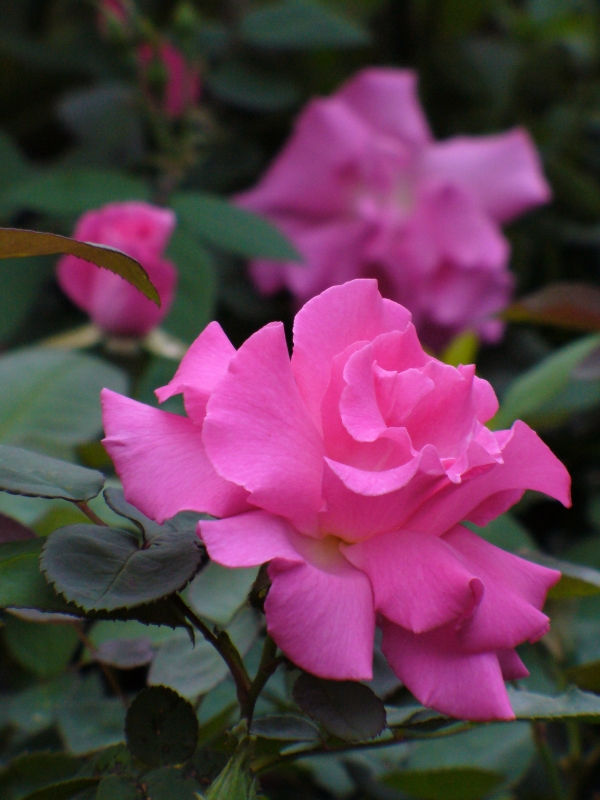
top-left (237, 68), bottom-right (551, 350)
top-left (137, 41), bottom-right (201, 119)
top-left (57, 201), bottom-right (176, 337)
top-left (102, 279), bottom-right (570, 720)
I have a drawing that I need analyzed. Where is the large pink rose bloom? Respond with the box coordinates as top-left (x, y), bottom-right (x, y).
top-left (57, 201), bottom-right (177, 337)
top-left (137, 41), bottom-right (201, 119)
top-left (101, 280), bottom-right (570, 720)
top-left (236, 68), bottom-right (551, 350)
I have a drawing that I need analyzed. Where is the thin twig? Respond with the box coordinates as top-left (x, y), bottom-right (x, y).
top-left (76, 501), bottom-right (108, 526)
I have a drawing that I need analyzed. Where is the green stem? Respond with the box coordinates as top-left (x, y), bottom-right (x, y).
top-left (174, 596), bottom-right (252, 714)
top-left (532, 721), bottom-right (568, 800)
top-left (76, 501), bottom-right (107, 526)
top-left (243, 635), bottom-right (282, 726)
top-left (252, 721), bottom-right (476, 776)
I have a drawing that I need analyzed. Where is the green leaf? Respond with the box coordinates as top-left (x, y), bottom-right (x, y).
top-left (148, 606), bottom-right (260, 698)
top-left (468, 513), bottom-right (537, 553)
top-left (293, 674), bottom-right (386, 741)
top-left (2, 613), bottom-right (79, 678)
top-left (0, 444), bottom-right (104, 501)
top-left (95, 776), bottom-right (138, 800)
top-left (206, 60), bottom-right (300, 112)
top-left (172, 191), bottom-right (301, 261)
top-left (382, 767), bottom-right (502, 800)
top-left (41, 519), bottom-right (204, 612)
top-left (142, 767), bottom-right (202, 800)
top-left (5, 169), bottom-right (148, 218)
top-left (56, 673), bottom-right (126, 754)
top-left (508, 686), bottom-right (600, 720)
top-left (0, 752), bottom-right (84, 800)
top-left (0, 675), bottom-right (72, 735)
top-left (205, 744), bottom-right (257, 800)
top-left (0, 539), bottom-right (74, 612)
top-left (125, 686), bottom-right (198, 767)
top-left (22, 777), bottom-right (99, 800)
top-left (240, 0), bottom-right (369, 50)
top-left (251, 714), bottom-right (321, 742)
top-left (0, 347), bottom-right (127, 458)
top-left (163, 228), bottom-right (217, 342)
top-left (395, 722), bottom-right (534, 789)
top-left (493, 333), bottom-right (600, 428)
top-left (0, 227), bottom-right (159, 305)
top-left (185, 561), bottom-right (258, 626)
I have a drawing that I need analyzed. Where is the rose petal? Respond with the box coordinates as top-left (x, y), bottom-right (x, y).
top-left (101, 389), bottom-right (247, 522)
top-left (336, 67), bottom-right (432, 146)
top-left (445, 526), bottom-right (560, 651)
top-left (155, 321), bottom-right (236, 423)
top-left (404, 420), bottom-right (571, 535)
top-left (200, 510), bottom-right (304, 568)
top-left (266, 545), bottom-right (374, 680)
top-left (497, 649), bottom-right (529, 681)
top-left (236, 96), bottom-right (371, 218)
top-left (381, 619), bottom-right (515, 720)
top-left (203, 322), bottom-right (323, 533)
top-left (422, 128), bottom-right (551, 223)
top-left (343, 530), bottom-right (483, 632)
top-left (291, 279), bottom-right (412, 424)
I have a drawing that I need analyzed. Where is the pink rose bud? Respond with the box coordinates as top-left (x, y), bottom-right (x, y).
top-left (137, 41), bottom-right (201, 119)
top-left (236, 68), bottom-right (551, 350)
top-left (57, 201), bottom-right (177, 337)
top-left (102, 279), bottom-right (570, 720)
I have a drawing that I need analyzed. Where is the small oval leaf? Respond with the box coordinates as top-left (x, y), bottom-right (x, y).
top-left (125, 686), bottom-right (198, 766)
top-left (41, 522), bottom-right (203, 611)
top-left (293, 674), bottom-right (386, 742)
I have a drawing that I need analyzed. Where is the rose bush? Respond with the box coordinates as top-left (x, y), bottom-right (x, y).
top-left (236, 68), bottom-right (551, 350)
top-left (101, 279), bottom-right (570, 720)
top-left (56, 201), bottom-right (177, 337)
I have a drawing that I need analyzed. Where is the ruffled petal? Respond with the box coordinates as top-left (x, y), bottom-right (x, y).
top-left (200, 510), bottom-right (304, 568)
top-left (336, 67), bottom-right (432, 146)
top-left (266, 547), bottom-right (375, 680)
top-left (422, 128), bottom-right (551, 223)
top-left (403, 420), bottom-right (572, 535)
top-left (101, 389), bottom-right (247, 522)
top-left (291, 279), bottom-right (412, 424)
top-left (319, 459), bottom-right (446, 542)
top-left (381, 619), bottom-right (515, 720)
top-left (155, 321), bottom-right (236, 423)
top-left (342, 530), bottom-right (483, 632)
top-left (203, 322), bottom-right (323, 533)
top-left (444, 526), bottom-right (560, 651)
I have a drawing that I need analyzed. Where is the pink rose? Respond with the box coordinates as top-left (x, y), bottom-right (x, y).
top-left (236, 68), bottom-right (551, 350)
top-left (137, 41), bottom-right (201, 119)
top-left (101, 279), bottom-right (570, 720)
top-left (57, 201), bottom-right (177, 337)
